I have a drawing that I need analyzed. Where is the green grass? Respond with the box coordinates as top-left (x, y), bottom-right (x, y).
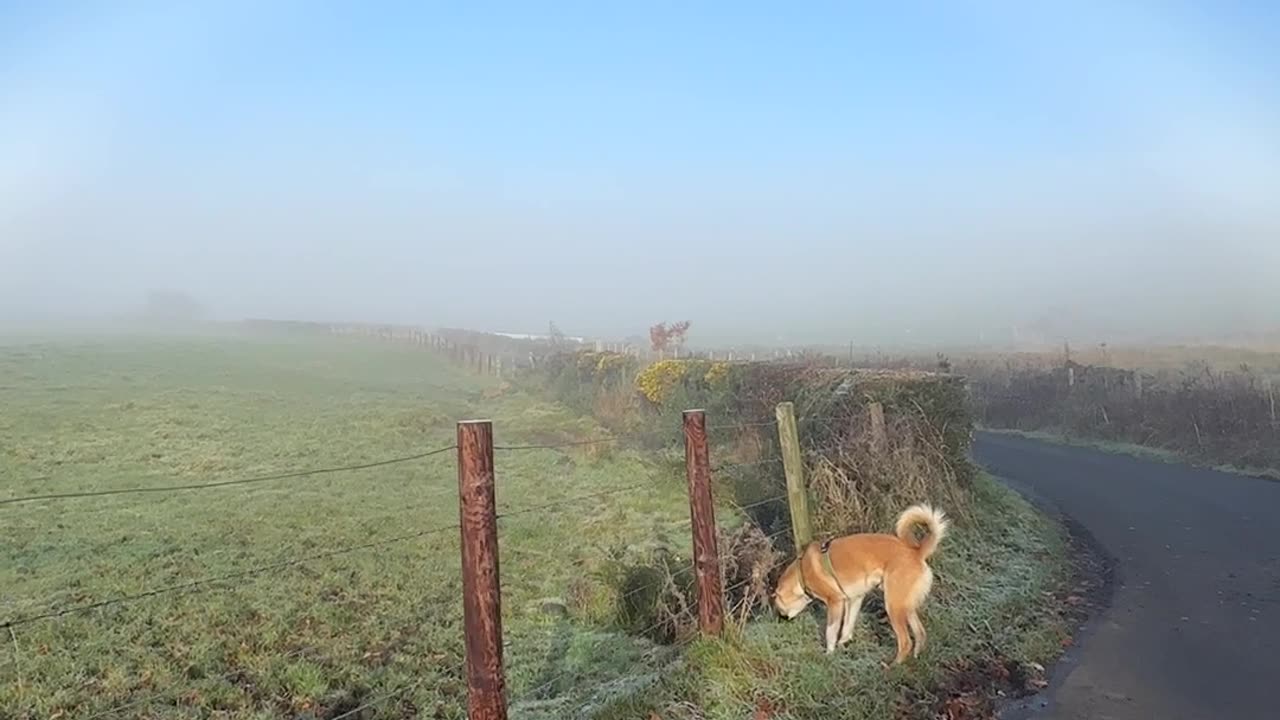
top-left (586, 473), bottom-right (1074, 720)
top-left (981, 427), bottom-right (1280, 481)
top-left (1, 334), bottom-right (1073, 719)
top-left (0, 334), bottom-right (695, 719)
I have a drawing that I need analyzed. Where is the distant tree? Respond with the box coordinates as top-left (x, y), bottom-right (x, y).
top-left (548, 321), bottom-right (566, 348)
top-left (142, 290), bottom-right (205, 324)
top-left (649, 321), bottom-right (691, 357)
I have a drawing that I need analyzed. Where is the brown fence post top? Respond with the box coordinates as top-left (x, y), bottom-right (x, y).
top-left (683, 409), bottom-right (724, 637)
top-left (457, 420), bottom-right (507, 720)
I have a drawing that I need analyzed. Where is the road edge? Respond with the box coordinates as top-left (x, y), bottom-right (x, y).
top-left (993, 474), bottom-right (1115, 720)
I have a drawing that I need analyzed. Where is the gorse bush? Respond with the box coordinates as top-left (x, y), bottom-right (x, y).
top-left (526, 352), bottom-right (975, 542)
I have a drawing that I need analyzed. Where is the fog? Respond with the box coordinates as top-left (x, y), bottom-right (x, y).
top-left (3, 2), bottom-right (1278, 349)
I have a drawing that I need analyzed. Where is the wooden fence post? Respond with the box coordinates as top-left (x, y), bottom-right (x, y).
top-left (683, 409), bottom-right (724, 636)
top-left (775, 402), bottom-right (812, 549)
top-left (868, 401), bottom-right (887, 456)
top-left (457, 420), bottom-right (507, 720)
top-left (1269, 379), bottom-right (1277, 428)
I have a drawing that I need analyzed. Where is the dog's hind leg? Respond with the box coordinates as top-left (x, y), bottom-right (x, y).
top-left (838, 594), bottom-right (864, 646)
top-left (823, 599), bottom-right (846, 653)
top-left (908, 610), bottom-right (927, 658)
top-left (887, 601), bottom-right (913, 664)
top-left (906, 566), bottom-right (933, 658)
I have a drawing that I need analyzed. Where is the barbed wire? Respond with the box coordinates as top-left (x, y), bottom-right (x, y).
top-left (492, 418), bottom-right (780, 453)
top-left (711, 456), bottom-right (783, 473)
top-left (494, 436), bottom-right (621, 451)
top-left (0, 444), bottom-right (458, 508)
top-left (707, 419), bottom-right (777, 431)
top-left (496, 483), bottom-right (649, 520)
top-left (330, 679), bottom-right (427, 720)
top-left (1, 522), bottom-right (461, 630)
top-left (731, 493), bottom-right (791, 513)
top-left (0, 485), bottom-right (464, 616)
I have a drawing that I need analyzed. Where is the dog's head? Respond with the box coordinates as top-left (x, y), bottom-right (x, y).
top-left (772, 556), bottom-right (811, 618)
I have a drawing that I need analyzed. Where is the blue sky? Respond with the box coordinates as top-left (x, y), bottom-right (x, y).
top-left (2, 1), bottom-right (1278, 345)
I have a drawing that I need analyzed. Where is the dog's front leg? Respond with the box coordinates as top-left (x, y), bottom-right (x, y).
top-left (823, 599), bottom-right (846, 653)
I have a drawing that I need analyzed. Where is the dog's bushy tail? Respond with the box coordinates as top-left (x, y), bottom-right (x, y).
top-left (895, 504), bottom-right (949, 560)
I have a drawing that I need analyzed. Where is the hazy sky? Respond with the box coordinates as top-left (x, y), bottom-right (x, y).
top-left (2, 1), bottom-right (1278, 346)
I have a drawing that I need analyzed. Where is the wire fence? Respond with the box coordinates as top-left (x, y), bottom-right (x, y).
top-left (1, 401), bottom-right (838, 719)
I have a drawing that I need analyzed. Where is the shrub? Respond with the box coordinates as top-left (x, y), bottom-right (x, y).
top-left (964, 357), bottom-right (1280, 471)
top-left (525, 352), bottom-right (975, 542)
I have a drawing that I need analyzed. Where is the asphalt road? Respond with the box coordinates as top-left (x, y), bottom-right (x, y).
top-left (974, 432), bottom-right (1280, 720)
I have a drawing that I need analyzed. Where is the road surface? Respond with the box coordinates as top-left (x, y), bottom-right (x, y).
top-left (974, 432), bottom-right (1280, 720)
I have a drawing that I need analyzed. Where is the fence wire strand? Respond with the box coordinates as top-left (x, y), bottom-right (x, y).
top-left (1, 523), bottom-right (460, 630)
top-left (732, 493), bottom-right (791, 513)
top-left (0, 444), bottom-right (458, 508)
top-left (494, 437), bottom-right (621, 451)
top-left (330, 679), bottom-right (426, 720)
top-left (707, 419), bottom-right (778, 431)
top-left (711, 456), bottom-right (783, 473)
top-left (496, 483), bottom-right (649, 520)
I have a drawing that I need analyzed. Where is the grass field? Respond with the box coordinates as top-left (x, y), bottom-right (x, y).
top-left (1, 333), bottom-right (1075, 719)
top-left (0, 333), bottom-right (697, 719)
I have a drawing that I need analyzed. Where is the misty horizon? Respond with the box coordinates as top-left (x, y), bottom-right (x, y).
top-left (3, 3), bottom-right (1278, 348)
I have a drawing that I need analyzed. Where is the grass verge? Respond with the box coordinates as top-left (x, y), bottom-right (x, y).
top-left (581, 473), bottom-right (1075, 720)
top-left (980, 427), bottom-right (1280, 481)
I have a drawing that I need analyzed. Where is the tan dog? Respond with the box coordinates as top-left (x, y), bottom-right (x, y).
top-left (773, 505), bottom-right (948, 662)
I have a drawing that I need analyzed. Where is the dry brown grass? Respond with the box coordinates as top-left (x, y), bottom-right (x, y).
top-left (806, 414), bottom-right (971, 537)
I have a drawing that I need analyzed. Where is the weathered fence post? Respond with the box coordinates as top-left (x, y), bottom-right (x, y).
top-left (457, 420), bottom-right (507, 720)
top-left (683, 409), bottom-right (724, 636)
top-left (868, 401), bottom-right (887, 456)
top-left (775, 402), bottom-right (812, 549)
